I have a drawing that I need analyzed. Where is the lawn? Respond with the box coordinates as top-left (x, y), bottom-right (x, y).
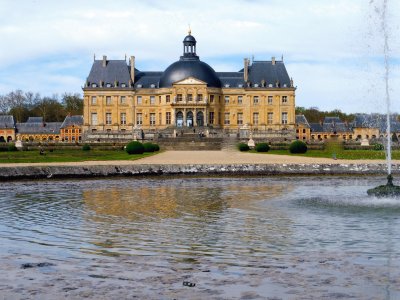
top-left (0, 149), bottom-right (156, 163)
top-left (260, 149), bottom-right (399, 160)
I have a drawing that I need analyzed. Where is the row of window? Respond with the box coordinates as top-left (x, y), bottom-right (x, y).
top-left (224, 112), bottom-right (288, 125)
top-left (90, 112), bottom-right (288, 126)
top-left (90, 95), bottom-right (289, 106)
top-left (63, 129), bottom-right (82, 133)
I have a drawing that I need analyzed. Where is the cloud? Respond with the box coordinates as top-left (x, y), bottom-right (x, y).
top-left (0, 0), bottom-right (399, 113)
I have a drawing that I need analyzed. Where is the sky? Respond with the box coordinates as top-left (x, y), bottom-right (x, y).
top-left (0, 0), bottom-right (399, 113)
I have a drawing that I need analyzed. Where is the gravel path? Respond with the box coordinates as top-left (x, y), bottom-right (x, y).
top-left (0, 150), bottom-right (397, 167)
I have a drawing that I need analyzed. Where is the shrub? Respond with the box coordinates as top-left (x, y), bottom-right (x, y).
top-left (373, 143), bottom-right (384, 151)
top-left (7, 144), bottom-right (17, 151)
top-left (143, 142), bottom-right (156, 152)
top-left (255, 143), bottom-right (270, 152)
top-left (82, 144), bottom-right (91, 151)
top-left (289, 140), bottom-right (308, 154)
top-left (126, 141), bottom-right (144, 154)
top-left (153, 143), bottom-right (160, 151)
top-left (238, 143), bottom-right (250, 152)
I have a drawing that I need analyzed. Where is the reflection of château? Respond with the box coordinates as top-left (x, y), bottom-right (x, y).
top-left (82, 31), bottom-right (296, 139)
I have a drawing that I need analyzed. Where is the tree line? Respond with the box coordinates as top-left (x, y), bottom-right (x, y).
top-left (0, 90), bottom-right (83, 123)
top-left (295, 107), bottom-right (356, 123)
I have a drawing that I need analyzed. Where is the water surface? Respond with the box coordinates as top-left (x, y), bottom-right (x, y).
top-left (1, 176), bottom-right (399, 299)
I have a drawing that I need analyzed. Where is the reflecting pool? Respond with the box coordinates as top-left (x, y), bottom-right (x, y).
top-left (0, 176), bottom-right (399, 299)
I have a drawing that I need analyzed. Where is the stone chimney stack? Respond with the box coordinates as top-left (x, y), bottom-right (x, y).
top-left (271, 56), bottom-right (276, 65)
top-left (244, 58), bottom-right (249, 82)
top-left (102, 55), bottom-right (107, 67)
top-left (130, 56), bottom-right (135, 83)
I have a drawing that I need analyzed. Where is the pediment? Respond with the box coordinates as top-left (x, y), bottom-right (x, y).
top-left (173, 77), bottom-right (207, 85)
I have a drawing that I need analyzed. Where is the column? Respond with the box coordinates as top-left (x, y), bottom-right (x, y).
top-left (194, 108), bottom-right (197, 127)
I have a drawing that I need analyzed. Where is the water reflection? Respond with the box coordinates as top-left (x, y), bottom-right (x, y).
top-left (1, 177), bottom-right (400, 298)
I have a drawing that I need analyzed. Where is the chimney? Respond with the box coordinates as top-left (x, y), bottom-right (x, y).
top-left (271, 57), bottom-right (276, 65)
top-left (102, 55), bottom-right (107, 67)
top-left (130, 56), bottom-right (135, 84)
top-left (243, 58), bottom-right (249, 82)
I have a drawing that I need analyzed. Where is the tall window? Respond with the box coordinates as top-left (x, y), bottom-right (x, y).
top-left (91, 113), bottom-right (98, 125)
top-left (120, 113), bottom-right (126, 125)
top-left (267, 112), bottom-right (273, 124)
top-left (136, 113), bottom-right (142, 125)
top-left (282, 112), bottom-right (288, 124)
top-left (106, 113), bottom-right (112, 125)
top-left (150, 96), bottom-right (155, 105)
top-left (237, 113), bottom-right (243, 125)
top-left (268, 96), bottom-right (273, 105)
top-left (224, 112), bottom-right (230, 125)
top-left (253, 96), bottom-right (259, 105)
top-left (210, 95), bottom-right (214, 103)
top-left (166, 112), bottom-right (171, 125)
top-left (150, 113), bottom-right (156, 126)
top-left (177, 94), bottom-right (183, 101)
top-left (91, 96), bottom-right (97, 105)
top-left (106, 96), bottom-right (112, 105)
top-left (120, 96), bottom-right (126, 104)
top-left (225, 96), bottom-right (230, 104)
top-left (253, 112), bottom-right (259, 125)
top-left (237, 96), bottom-right (243, 104)
top-left (159, 113), bottom-right (162, 125)
top-left (187, 94), bottom-right (193, 101)
top-left (209, 112), bottom-right (214, 124)
top-left (137, 96), bottom-right (142, 105)
top-left (166, 95), bottom-right (170, 103)
top-left (282, 96), bottom-right (288, 103)
top-left (198, 94), bottom-right (203, 101)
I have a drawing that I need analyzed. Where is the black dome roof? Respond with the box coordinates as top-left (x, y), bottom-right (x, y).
top-left (159, 60), bottom-right (221, 88)
top-left (183, 34), bottom-right (196, 43)
top-left (159, 32), bottom-right (221, 88)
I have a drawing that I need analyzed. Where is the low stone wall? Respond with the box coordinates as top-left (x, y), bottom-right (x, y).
top-left (0, 163), bottom-right (397, 181)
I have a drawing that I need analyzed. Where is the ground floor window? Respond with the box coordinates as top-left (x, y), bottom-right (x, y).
top-left (91, 113), bottom-right (98, 125)
top-left (150, 113), bottom-right (156, 126)
top-left (209, 112), bottom-right (214, 125)
top-left (253, 112), bottom-right (259, 125)
top-left (267, 112), bottom-right (273, 125)
top-left (281, 112), bottom-right (288, 124)
top-left (224, 113), bottom-right (230, 125)
top-left (166, 112), bottom-right (171, 125)
top-left (237, 113), bottom-right (243, 125)
top-left (106, 113), bottom-right (112, 125)
top-left (136, 113), bottom-right (143, 125)
top-left (120, 113), bottom-right (126, 125)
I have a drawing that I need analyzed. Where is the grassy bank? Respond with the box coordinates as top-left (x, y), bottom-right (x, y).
top-left (0, 149), bottom-right (156, 163)
top-left (261, 149), bottom-right (399, 160)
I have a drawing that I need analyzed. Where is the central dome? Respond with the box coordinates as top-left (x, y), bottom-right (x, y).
top-left (159, 60), bottom-right (221, 88)
top-left (159, 32), bottom-right (221, 88)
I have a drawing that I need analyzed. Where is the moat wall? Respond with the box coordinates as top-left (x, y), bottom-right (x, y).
top-left (0, 163), bottom-right (398, 181)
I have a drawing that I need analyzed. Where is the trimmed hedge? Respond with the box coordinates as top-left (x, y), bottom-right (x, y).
top-left (373, 143), bottom-right (384, 151)
top-left (289, 140), bottom-right (308, 154)
top-left (255, 143), bottom-right (270, 152)
top-left (143, 142), bottom-right (156, 152)
top-left (126, 141), bottom-right (144, 154)
top-left (82, 144), bottom-right (91, 151)
top-left (238, 143), bottom-right (250, 152)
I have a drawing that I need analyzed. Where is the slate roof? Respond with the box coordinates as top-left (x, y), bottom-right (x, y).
top-left (60, 115), bottom-right (83, 129)
top-left (84, 59), bottom-right (292, 89)
top-left (295, 115), bottom-right (310, 128)
top-left (0, 115), bottom-right (15, 128)
top-left (353, 114), bottom-right (400, 133)
top-left (86, 60), bottom-right (132, 89)
top-left (84, 31), bottom-right (293, 91)
top-left (16, 122), bottom-right (62, 134)
top-left (323, 117), bottom-right (341, 124)
top-left (309, 121), bottom-right (352, 133)
top-left (26, 117), bottom-right (43, 123)
top-left (247, 61), bottom-right (291, 88)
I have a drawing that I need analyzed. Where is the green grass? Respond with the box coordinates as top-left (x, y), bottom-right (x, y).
top-left (0, 149), bottom-right (156, 163)
top-left (253, 149), bottom-right (399, 160)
